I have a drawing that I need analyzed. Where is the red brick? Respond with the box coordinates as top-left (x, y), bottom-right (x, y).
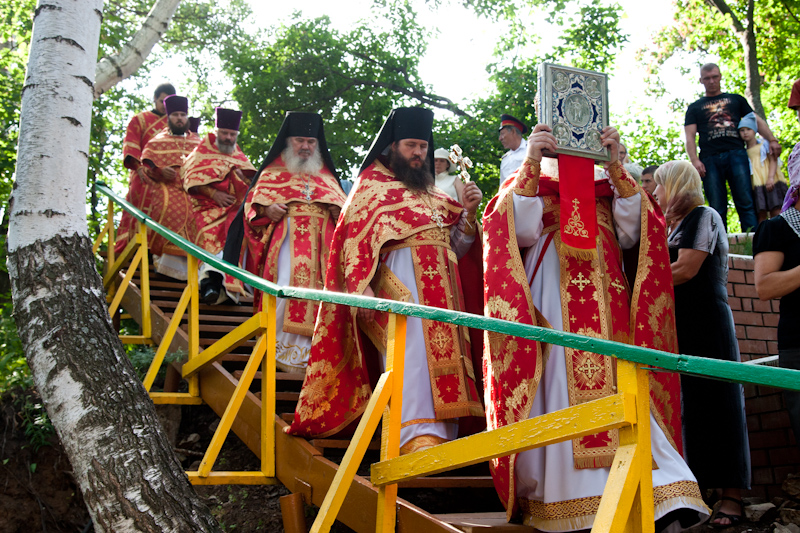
top-left (749, 429), bottom-right (790, 449)
top-left (746, 395), bottom-right (785, 415)
top-left (744, 384), bottom-right (758, 398)
top-left (746, 270), bottom-right (757, 284)
top-left (759, 386), bottom-right (786, 397)
top-left (772, 300), bottom-right (781, 313)
top-left (747, 326), bottom-right (778, 341)
top-left (739, 339), bottom-right (768, 355)
top-left (733, 311), bottom-right (763, 326)
top-left (751, 448), bottom-right (769, 467)
top-left (729, 297), bottom-right (742, 311)
top-left (735, 284), bottom-right (760, 298)
top-left (762, 411), bottom-right (792, 431)
top-left (736, 325), bottom-right (747, 339)
top-left (768, 341), bottom-right (779, 355)
top-left (742, 298), bottom-right (753, 311)
top-left (747, 413), bottom-right (761, 430)
top-left (728, 256), bottom-right (736, 268)
top-left (764, 314), bottom-right (780, 327)
top-left (728, 269), bottom-right (746, 283)
top-left (744, 486), bottom-right (768, 499)
top-left (728, 284), bottom-right (735, 297)
top-left (753, 299), bottom-right (773, 312)
top-left (767, 484), bottom-right (787, 501)
top-left (774, 466), bottom-right (800, 484)
top-left (753, 467), bottom-right (775, 484)
top-left (768, 446), bottom-right (800, 466)
top-left (733, 256), bottom-right (755, 270)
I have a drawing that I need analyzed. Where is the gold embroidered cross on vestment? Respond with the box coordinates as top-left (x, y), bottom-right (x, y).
top-left (571, 272), bottom-right (591, 291)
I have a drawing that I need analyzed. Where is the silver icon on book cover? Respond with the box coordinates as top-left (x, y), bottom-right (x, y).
top-left (538, 62), bottom-right (610, 161)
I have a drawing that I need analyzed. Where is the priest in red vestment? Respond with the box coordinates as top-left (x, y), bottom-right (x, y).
top-left (483, 122), bottom-right (709, 530)
top-left (225, 112), bottom-right (347, 372)
top-left (182, 107), bottom-right (256, 304)
top-left (287, 107), bottom-right (484, 454)
top-left (115, 82), bottom-right (175, 253)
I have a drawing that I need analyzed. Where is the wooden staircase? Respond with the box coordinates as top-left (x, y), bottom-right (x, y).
top-left (117, 264), bottom-right (532, 532)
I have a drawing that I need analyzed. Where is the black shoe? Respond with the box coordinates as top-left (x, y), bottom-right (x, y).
top-left (200, 272), bottom-right (223, 305)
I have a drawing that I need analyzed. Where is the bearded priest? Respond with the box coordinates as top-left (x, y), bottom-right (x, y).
top-left (482, 119), bottom-right (710, 530)
top-left (287, 107), bottom-right (484, 454)
top-left (232, 112), bottom-right (346, 372)
top-left (183, 107), bottom-right (256, 304)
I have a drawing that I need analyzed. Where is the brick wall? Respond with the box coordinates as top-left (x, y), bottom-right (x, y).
top-left (727, 253), bottom-right (800, 499)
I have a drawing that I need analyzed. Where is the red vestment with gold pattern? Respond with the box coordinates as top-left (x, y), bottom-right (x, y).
top-left (114, 130), bottom-right (200, 256)
top-left (241, 158), bottom-right (347, 371)
top-left (287, 159), bottom-right (484, 440)
top-left (182, 133), bottom-right (256, 255)
top-left (482, 158), bottom-right (706, 529)
top-left (115, 110), bottom-right (168, 253)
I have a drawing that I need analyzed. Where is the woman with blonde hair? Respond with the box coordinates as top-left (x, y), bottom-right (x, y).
top-left (654, 161), bottom-right (750, 528)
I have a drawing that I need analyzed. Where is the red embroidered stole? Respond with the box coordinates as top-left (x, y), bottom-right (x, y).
top-left (243, 159), bottom-right (347, 329)
top-left (287, 160), bottom-right (483, 438)
top-left (482, 158), bottom-right (682, 520)
top-left (182, 134), bottom-right (255, 254)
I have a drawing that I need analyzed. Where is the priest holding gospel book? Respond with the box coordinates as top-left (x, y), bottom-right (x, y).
top-left (482, 64), bottom-right (709, 531)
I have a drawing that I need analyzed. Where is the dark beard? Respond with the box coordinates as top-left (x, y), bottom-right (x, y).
top-left (169, 122), bottom-right (188, 135)
top-left (389, 150), bottom-right (433, 192)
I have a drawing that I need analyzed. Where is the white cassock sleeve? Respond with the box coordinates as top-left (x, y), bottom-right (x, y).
top-left (512, 194), bottom-right (545, 247)
top-left (609, 174), bottom-right (642, 250)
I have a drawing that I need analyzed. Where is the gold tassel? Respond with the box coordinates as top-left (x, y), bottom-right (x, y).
top-left (561, 242), bottom-right (598, 260)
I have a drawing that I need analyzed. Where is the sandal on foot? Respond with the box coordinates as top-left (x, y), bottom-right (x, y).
top-left (709, 496), bottom-right (744, 529)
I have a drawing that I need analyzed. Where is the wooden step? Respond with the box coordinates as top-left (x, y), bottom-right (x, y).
top-left (397, 476), bottom-right (494, 489)
top-left (232, 370), bottom-right (305, 381)
top-left (436, 513), bottom-right (534, 532)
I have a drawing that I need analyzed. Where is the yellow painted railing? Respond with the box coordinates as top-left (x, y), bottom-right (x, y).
top-left (93, 183), bottom-right (800, 533)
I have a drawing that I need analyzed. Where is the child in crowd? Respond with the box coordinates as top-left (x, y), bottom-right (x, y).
top-left (739, 112), bottom-right (789, 222)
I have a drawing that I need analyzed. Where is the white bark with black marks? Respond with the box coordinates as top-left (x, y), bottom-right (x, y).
top-left (9, 1), bottom-right (219, 530)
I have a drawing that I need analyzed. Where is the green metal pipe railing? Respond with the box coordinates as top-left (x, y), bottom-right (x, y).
top-left (94, 182), bottom-right (800, 392)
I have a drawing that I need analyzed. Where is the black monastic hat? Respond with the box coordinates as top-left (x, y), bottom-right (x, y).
top-left (259, 112), bottom-right (337, 179)
top-left (359, 107), bottom-right (435, 174)
top-left (164, 95), bottom-right (188, 115)
top-left (222, 112), bottom-right (341, 268)
top-left (498, 114), bottom-right (528, 134)
top-left (188, 116), bottom-right (201, 133)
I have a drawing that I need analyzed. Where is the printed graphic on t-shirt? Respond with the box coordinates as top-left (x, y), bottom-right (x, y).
top-left (701, 98), bottom-right (739, 141)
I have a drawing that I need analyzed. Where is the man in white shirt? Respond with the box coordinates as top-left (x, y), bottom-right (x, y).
top-left (498, 114), bottom-right (529, 187)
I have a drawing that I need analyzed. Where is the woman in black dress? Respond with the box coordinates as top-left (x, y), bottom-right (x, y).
top-left (653, 161), bottom-right (750, 527)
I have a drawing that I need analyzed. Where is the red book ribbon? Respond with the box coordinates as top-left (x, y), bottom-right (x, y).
top-left (556, 154), bottom-right (598, 259)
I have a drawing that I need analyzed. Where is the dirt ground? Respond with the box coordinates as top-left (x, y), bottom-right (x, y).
top-left (2, 389), bottom-right (800, 533)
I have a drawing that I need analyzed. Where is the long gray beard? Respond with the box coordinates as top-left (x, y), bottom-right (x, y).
top-left (216, 140), bottom-right (235, 155)
top-left (282, 145), bottom-right (323, 175)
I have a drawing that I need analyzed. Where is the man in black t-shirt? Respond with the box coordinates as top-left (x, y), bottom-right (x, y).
top-left (685, 63), bottom-right (782, 232)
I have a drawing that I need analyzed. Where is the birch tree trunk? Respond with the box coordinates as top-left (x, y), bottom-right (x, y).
top-left (8, 1), bottom-right (219, 530)
top-left (94, 0), bottom-right (182, 99)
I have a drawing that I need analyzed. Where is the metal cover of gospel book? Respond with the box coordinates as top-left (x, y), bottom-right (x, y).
top-left (538, 62), bottom-right (610, 161)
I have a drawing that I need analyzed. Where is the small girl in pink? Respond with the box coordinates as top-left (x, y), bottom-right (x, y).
top-left (739, 112), bottom-right (788, 222)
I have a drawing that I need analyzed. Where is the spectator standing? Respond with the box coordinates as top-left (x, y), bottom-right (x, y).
top-left (498, 114), bottom-right (528, 187)
top-left (654, 161), bottom-right (750, 528)
top-left (684, 63), bottom-right (781, 232)
top-left (738, 112), bottom-right (788, 222)
top-left (641, 164), bottom-right (658, 196)
top-left (753, 143), bottom-right (800, 453)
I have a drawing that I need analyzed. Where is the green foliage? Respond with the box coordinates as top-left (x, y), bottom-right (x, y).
top-left (0, 297), bottom-right (28, 394)
top-left (16, 393), bottom-right (54, 451)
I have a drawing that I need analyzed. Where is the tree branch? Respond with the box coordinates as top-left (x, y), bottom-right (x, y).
top-left (705, 0), bottom-right (745, 35)
top-left (779, 0), bottom-right (800, 25)
top-left (93, 0), bottom-right (182, 99)
top-left (339, 74), bottom-right (472, 118)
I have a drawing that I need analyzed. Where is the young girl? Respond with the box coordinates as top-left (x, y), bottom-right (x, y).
top-left (739, 112), bottom-right (788, 222)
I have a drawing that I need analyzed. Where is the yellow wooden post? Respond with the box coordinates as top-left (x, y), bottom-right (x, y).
top-left (198, 335), bottom-right (267, 477)
top-left (376, 313), bottom-right (406, 533)
top-left (107, 200), bottom-right (115, 269)
top-left (187, 255), bottom-right (200, 398)
top-left (143, 285), bottom-right (191, 392)
top-left (138, 221), bottom-right (151, 339)
top-left (262, 298), bottom-right (277, 478)
top-left (108, 247), bottom-right (143, 317)
top-left (592, 358), bottom-right (654, 533)
top-left (310, 373), bottom-right (394, 533)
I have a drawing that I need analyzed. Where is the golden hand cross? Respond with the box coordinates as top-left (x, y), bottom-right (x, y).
top-left (448, 144), bottom-right (474, 183)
